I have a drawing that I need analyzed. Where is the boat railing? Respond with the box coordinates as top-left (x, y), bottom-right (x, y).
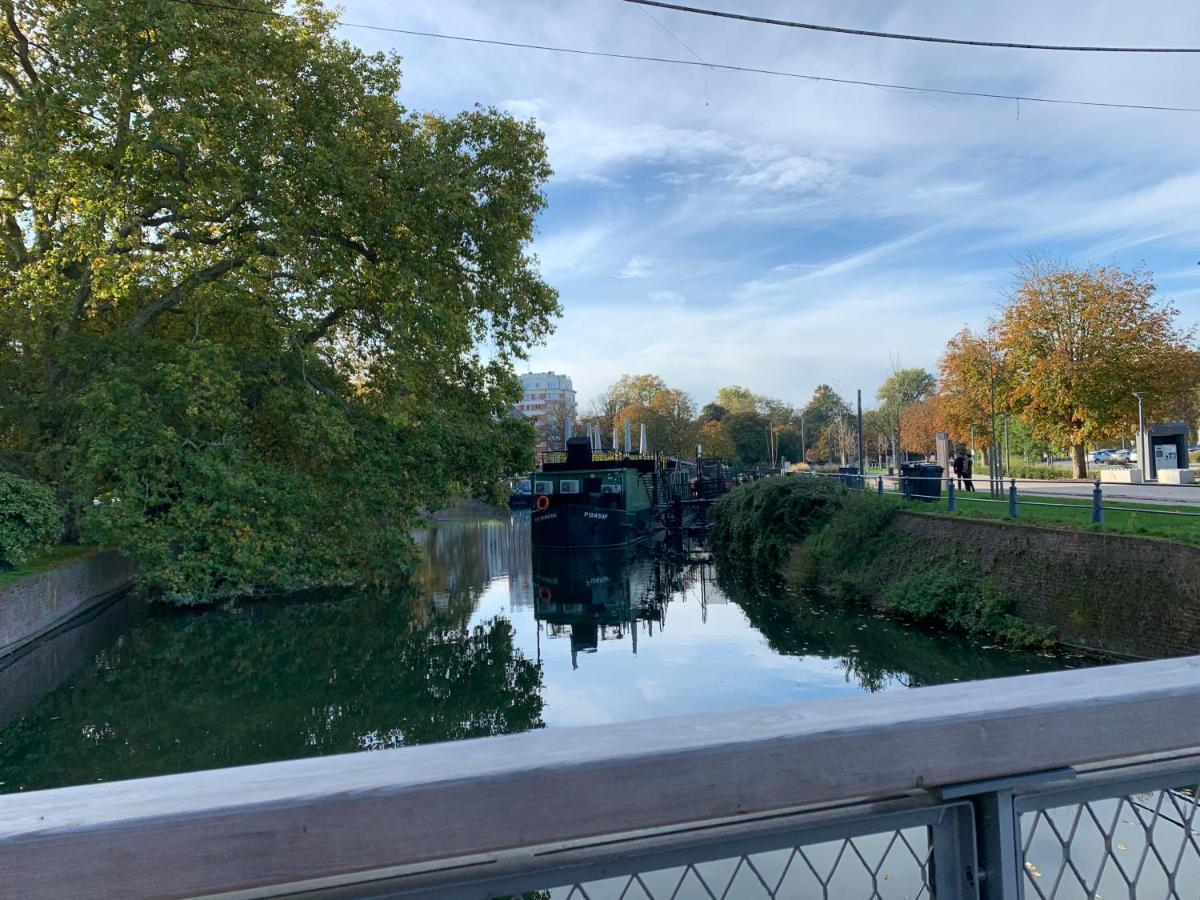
top-left (3, 657), bottom-right (1199, 898)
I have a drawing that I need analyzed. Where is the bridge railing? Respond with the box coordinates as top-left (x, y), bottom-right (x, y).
top-left (2, 658), bottom-right (1199, 898)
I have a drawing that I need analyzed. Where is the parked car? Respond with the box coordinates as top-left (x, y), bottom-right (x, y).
top-left (1088, 449), bottom-right (1113, 464)
top-left (1108, 448), bottom-right (1132, 463)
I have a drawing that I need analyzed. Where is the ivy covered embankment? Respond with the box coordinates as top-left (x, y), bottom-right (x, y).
top-left (708, 477), bottom-right (1054, 650)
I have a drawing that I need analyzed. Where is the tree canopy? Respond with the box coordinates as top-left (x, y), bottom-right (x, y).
top-left (0, 0), bottom-right (557, 600)
top-left (995, 259), bottom-right (1199, 476)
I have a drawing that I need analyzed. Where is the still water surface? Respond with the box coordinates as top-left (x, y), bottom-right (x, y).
top-left (0, 507), bottom-right (1089, 794)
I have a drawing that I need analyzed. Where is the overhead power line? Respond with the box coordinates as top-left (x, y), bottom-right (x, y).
top-left (624, 0), bottom-right (1200, 54)
top-left (164, 0), bottom-right (1200, 115)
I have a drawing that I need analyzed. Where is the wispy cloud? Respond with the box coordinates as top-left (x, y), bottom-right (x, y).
top-left (345, 0), bottom-right (1200, 405)
top-left (617, 255), bottom-right (654, 279)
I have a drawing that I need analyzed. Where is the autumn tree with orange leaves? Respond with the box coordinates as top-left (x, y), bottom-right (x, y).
top-left (995, 259), bottom-right (1200, 478)
top-left (899, 397), bottom-right (946, 457)
top-left (937, 327), bottom-right (1007, 454)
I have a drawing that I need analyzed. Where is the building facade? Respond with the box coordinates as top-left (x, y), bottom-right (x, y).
top-left (517, 371), bottom-right (576, 450)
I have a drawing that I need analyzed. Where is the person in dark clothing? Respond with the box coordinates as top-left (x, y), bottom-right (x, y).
top-left (952, 451), bottom-right (965, 489)
top-left (962, 452), bottom-right (976, 492)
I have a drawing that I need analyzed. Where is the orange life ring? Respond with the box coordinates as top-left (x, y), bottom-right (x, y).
top-left (538, 585), bottom-right (552, 602)
top-left (535, 494), bottom-right (550, 511)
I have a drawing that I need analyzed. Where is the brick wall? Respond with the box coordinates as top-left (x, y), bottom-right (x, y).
top-left (0, 551), bottom-right (133, 659)
top-left (895, 513), bottom-right (1200, 659)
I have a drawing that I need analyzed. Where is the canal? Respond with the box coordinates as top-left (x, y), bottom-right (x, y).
top-left (0, 507), bottom-right (1092, 795)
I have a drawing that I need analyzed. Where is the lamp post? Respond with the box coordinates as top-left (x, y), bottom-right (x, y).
top-left (1133, 391), bottom-right (1148, 480)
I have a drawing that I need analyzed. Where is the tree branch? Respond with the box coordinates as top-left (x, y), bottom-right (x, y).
top-left (302, 307), bottom-right (345, 346)
top-left (2, 0), bottom-right (37, 85)
top-left (126, 256), bottom-right (245, 335)
top-left (0, 62), bottom-right (23, 96)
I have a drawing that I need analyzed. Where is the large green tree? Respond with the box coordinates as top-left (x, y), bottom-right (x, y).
top-left (996, 259), bottom-right (1200, 477)
top-left (0, 0), bottom-right (558, 600)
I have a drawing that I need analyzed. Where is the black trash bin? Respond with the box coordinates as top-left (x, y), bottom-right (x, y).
top-left (906, 463), bottom-right (943, 501)
top-left (838, 465), bottom-right (859, 489)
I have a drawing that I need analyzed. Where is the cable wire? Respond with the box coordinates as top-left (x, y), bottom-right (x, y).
top-left (163, 0), bottom-right (1200, 114)
top-left (624, 0), bottom-right (1200, 54)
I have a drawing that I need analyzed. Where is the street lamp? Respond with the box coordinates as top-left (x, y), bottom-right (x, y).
top-left (1133, 391), bottom-right (1148, 480)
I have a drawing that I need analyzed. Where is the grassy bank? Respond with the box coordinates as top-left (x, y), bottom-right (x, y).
top-left (710, 478), bottom-right (1054, 650)
top-left (0, 545), bottom-right (95, 588)
top-left (918, 491), bottom-right (1200, 547)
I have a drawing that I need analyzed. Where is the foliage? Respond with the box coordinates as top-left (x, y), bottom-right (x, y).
top-left (698, 419), bottom-right (736, 460)
top-left (712, 478), bottom-right (1056, 650)
top-left (723, 409), bottom-right (770, 465)
top-left (716, 385), bottom-right (757, 414)
top-left (717, 385), bottom-right (796, 422)
top-left (996, 258), bottom-right (1200, 478)
top-left (709, 476), bottom-right (840, 575)
top-left (610, 382), bottom-right (697, 458)
top-left (898, 397), bottom-right (945, 457)
top-left (876, 367), bottom-right (936, 463)
top-left (697, 402), bottom-right (728, 423)
top-left (881, 567), bottom-right (1052, 650)
top-left (937, 328), bottom-right (1007, 450)
top-left (0, 0), bottom-right (556, 600)
top-left (800, 384), bottom-right (851, 459)
top-left (0, 472), bottom-right (61, 567)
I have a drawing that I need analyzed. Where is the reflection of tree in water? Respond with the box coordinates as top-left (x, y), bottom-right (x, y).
top-left (0, 585), bottom-right (543, 794)
top-left (716, 569), bottom-right (1077, 693)
top-left (412, 512), bottom-right (529, 616)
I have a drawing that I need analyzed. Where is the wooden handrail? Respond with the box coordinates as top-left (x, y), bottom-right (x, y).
top-left (2, 656), bottom-right (1199, 898)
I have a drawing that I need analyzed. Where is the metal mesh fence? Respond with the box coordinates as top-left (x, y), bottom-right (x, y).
top-left (500, 826), bottom-right (934, 899)
top-left (1020, 785), bottom-right (1200, 899)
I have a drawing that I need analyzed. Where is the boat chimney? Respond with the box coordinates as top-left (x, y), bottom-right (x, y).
top-left (639, 423), bottom-right (647, 455)
top-left (624, 420), bottom-right (632, 454)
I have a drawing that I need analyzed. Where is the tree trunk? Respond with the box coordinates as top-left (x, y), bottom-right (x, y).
top-left (1071, 443), bottom-right (1087, 479)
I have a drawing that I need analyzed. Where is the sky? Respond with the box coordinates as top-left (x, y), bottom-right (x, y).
top-left (334, 0), bottom-right (1200, 411)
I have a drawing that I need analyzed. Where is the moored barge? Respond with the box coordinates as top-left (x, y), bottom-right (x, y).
top-left (531, 437), bottom-right (694, 550)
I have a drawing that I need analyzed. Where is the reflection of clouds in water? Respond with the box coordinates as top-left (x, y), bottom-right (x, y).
top-left (443, 510), bottom-right (1084, 728)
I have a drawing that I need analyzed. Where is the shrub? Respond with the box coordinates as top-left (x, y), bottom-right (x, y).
top-left (881, 565), bottom-right (1053, 650)
top-left (709, 476), bottom-right (840, 574)
top-left (0, 473), bottom-right (62, 568)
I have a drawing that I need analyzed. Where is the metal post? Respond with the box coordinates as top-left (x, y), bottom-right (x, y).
top-left (877, 475), bottom-right (883, 495)
top-left (1003, 414), bottom-right (1010, 476)
top-left (1008, 478), bottom-right (1017, 518)
top-left (856, 389), bottom-right (865, 478)
top-left (929, 804), bottom-right (980, 900)
top-left (1134, 391), bottom-right (1148, 481)
top-left (973, 790), bottom-right (1023, 900)
top-left (947, 478), bottom-right (956, 511)
top-left (1092, 479), bottom-right (1104, 524)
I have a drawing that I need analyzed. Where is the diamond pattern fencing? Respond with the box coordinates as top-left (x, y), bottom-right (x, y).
top-left (1020, 785), bottom-right (1200, 899)
top-left (503, 826), bottom-right (935, 900)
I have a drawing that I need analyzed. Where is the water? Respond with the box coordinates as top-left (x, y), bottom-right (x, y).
top-left (0, 507), bottom-right (1090, 794)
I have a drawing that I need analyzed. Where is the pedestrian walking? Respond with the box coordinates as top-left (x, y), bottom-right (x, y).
top-left (963, 452), bottom-right (976, 492)
top-left (952, 450), bottom-right (965, 490)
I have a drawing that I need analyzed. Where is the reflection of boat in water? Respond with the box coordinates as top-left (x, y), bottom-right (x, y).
top-left (533, 547), bottom-right (684, 668)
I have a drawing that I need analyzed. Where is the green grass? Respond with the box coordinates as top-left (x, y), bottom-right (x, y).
top-left (898, 491), bottom-right (1200, 547)
top-left (0, 544), bottom-right (96, 587)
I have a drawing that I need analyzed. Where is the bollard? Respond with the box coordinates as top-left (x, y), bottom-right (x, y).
top-left (1092, 479), bottom-right (1104, 524)
top-left (1008, 478), bottom-right (1018, 518)
top-left (877, 475), bottom-right (883, 495)
top-left (947, 478), bottom-right (956, 511)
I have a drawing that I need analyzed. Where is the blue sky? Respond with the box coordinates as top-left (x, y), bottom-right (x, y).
top-left (338, 0), bottom-right (1200, 410)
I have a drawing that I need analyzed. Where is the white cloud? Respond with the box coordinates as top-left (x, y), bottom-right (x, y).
top-left (617, 255), bottom-right (654, 279)
top-left (343, 0), bottom-right (1200, 405)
